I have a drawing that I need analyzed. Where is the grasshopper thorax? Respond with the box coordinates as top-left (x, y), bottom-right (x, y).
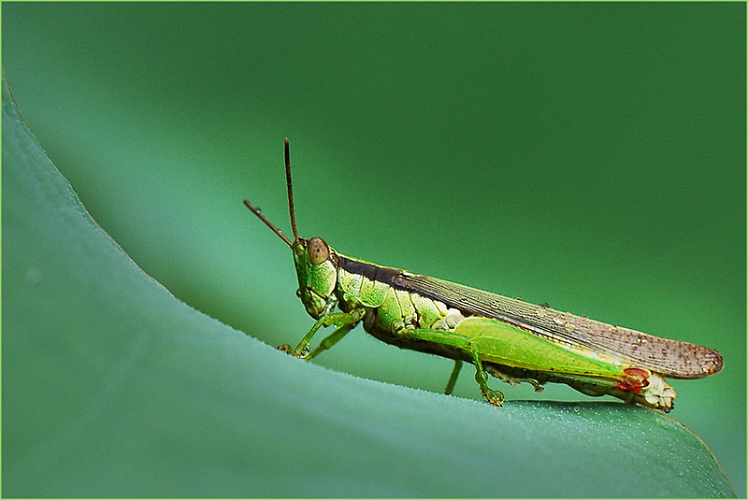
top-left (293, 237), bottom-right (338, 319)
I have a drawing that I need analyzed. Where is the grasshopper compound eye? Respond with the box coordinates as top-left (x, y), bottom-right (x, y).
top-left (308, 237), bottom-right (330, 265)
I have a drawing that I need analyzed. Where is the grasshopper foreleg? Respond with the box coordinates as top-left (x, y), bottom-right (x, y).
top-left (279, 300), bottom-right (363, 359)
top-left (302, 310), bottom-right (363, 360)
top-left (278, 299), bottom-right (335, 356)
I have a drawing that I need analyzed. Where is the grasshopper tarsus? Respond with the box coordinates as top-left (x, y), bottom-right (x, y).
top-left (485, 389), bottom-right (505, 406)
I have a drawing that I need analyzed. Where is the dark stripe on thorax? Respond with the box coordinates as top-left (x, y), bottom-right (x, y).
top-left (338, 255), bottom-right (403, 285)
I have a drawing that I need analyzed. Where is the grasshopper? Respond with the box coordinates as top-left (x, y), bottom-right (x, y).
top-left (244, 139), bottom-right (723, 412)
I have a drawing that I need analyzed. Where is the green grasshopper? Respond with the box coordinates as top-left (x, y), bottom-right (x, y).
top-left (244, 139), bottom-right (723, 412)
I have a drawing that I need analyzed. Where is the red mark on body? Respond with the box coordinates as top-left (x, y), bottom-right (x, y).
top-left (616, 367), bottom-right (650, 393)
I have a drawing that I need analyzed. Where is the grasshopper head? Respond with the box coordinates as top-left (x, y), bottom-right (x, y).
top-left (245, 139), bottom-right (338, 319)
top-left (293, 237), bottom-right (338, 319)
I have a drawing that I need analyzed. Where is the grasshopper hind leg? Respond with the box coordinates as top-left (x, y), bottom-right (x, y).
top-left (404, 328), bottom-right (506, 406)
top-left (468, 341), bottom-right (506, 406)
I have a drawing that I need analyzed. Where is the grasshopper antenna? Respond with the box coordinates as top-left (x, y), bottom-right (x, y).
top-left (243, 138), bottom-right (299, 248)
top-left (284, 138), bottom-right (300, 242)
top-left (243, 199), bottom-right (293, 248)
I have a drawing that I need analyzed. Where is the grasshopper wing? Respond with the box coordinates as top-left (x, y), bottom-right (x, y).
top-left (393, 273), bottom-right (723, 379)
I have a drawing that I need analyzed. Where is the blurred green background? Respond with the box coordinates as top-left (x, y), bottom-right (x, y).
top-left (3, 2), bottom-right (745, 495)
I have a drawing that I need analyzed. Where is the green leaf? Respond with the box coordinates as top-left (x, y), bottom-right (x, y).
top-left (2, 76), bottom-right (735, 497)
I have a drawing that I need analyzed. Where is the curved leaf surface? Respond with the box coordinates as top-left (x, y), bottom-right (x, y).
top-left (2, 77), bottom-right (735, 497)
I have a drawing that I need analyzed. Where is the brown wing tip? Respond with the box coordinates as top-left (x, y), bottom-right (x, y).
top-left (703, 349), bottom-right (724, 376)
top-left (683, 347), bottom-right (724, 378)
top-left (667, 345), bottom-right (724, 379)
